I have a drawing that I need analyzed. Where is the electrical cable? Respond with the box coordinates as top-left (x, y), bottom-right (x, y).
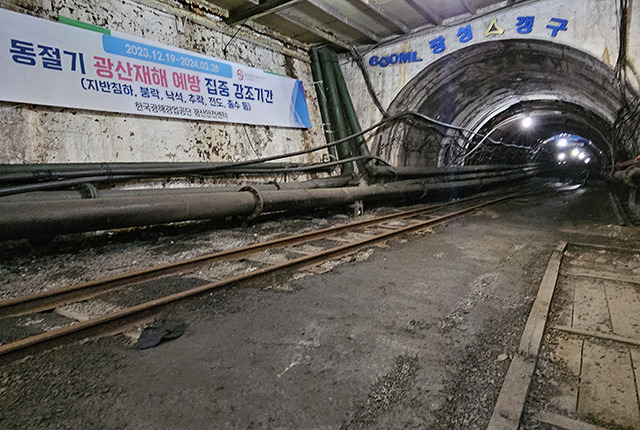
top-left (346, 46), bottom-right (536, 164)
top-left (242, 125), bottom-right (261, 158)
top-left (612, 0), bottom-right (640, 171)
top-left (220, 155), bottom-right (394, 174)
top-left (194, 110), bottom-right (536, 174)
top-left (0, 156), bottom-right (391, 197)
top-left (348, 47), bottom-right (390, 118)
top-left (1, 109), bottom-right (537, 191)
top-left (222, 18), bottom-right (247, 57)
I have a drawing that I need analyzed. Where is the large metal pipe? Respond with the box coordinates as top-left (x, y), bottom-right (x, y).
top-left (385, 165), bottom-right (541, 182)
top-left (0, 164), bottom-right (534, 202)
top-left (318, 48), bottom-right (354, 175)
top-left (0, 169), bottom-right (535, 241)
top-left (390, 163), bottom-right (538, 177)
top-left (0, 162), bottom-right (345, 197)
top-left (259, 172), bottom-right (535, 214)
top-left (327, 51), bottom-right (374, 167)
top-left (309, 48), bottom-right (338, 162)
top-left (0, 192), bottom-right (257, 241)
top-left (0, 175), bottom-right (356, 202)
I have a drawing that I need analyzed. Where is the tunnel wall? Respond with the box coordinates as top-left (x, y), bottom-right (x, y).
top-left (0, 0), bottom-right (325, 165)
top-left (341, 0), bottom-right (640, 167)
top-left (381, 40), bottom-right (635, 166)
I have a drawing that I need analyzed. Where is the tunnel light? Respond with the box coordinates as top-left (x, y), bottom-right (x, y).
top-left (571, 148), bottom-right (580, 157)
top-left (521, 116), bottom-right (533, 128)
top-left (584, 157), bottom-right (591, 164)
top-left (557, 152), bottom-right (567, 161)
top-left (557, 138), bottom-right (568, 148)
top-left (578, 152), bottom-right (586, 160)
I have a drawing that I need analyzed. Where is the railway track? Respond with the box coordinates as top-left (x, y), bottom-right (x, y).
top-left (0, 185), bottom-right (546, 365)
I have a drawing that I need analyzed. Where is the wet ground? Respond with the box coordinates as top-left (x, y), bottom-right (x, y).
top-left (1, 181), bottom-right (639, 429)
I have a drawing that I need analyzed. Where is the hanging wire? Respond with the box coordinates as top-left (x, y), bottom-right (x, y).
top-left (348, 47), bottom-right (390, 118)
top-left (222, 18), bottom-right (248, 57)
top-left (346, 46), bottom-right (538, 165)
top-left (242, 124), bottom-right (261, 158)
top-left (612, 0), bottom-right (640, 169)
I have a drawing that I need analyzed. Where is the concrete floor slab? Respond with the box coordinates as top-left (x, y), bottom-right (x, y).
top-left (605, 280), bottom-right (640, 339)
top-left (547, 335), bottom-right (582, 414)
top-left (571, 277), bottom-right (612, 334)
top-left (553, 278), bottom-right (575, 327)
top-left (578, 340), bottom-right (640, 428)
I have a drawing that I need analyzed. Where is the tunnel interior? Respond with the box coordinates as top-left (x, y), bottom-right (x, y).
top-left (375, 39), bottom-right (640, 175)
top-left (468, 99), bottom-right (609, 177)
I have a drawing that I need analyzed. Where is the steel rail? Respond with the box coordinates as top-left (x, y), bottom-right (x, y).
top-left (0, 189), bottom-right (542, 365)
top-left (0, 186), bottom-right (525, 318)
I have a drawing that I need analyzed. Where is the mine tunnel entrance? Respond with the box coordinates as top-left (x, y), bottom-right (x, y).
top-left (376, 39), bottom-right (639, 179)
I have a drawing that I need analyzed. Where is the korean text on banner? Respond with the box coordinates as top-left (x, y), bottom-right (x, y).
top-left (0, 9), bottom-right (311, 128)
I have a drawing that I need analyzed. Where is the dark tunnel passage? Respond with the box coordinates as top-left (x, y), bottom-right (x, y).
top-left (375, 39), bottom-right (640, 175)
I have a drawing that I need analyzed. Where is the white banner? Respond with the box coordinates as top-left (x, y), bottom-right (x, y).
top-left (0, 9), bottom-right (311, 128)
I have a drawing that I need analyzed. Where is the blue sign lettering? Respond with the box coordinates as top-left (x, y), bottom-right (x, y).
top-left (369, 51), bottom-right (423, 67)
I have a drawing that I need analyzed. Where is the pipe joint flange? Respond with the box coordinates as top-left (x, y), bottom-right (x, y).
top-left (239, 186), bottom-right (264, 222)
top-left (77, 183), bottom-right (99, 199)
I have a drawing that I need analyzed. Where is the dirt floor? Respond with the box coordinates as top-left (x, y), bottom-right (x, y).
top-left (1, 181), bottom-right (639, 429)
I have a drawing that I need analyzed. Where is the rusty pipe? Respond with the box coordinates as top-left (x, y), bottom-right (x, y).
top-left (0, 170), bottom-right (534, 241)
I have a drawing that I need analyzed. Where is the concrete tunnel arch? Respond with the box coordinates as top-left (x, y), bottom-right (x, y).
top-left (373, 39), bottom-right (640, 168)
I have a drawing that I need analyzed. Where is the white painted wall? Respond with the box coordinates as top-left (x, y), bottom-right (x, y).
top-left (0, 0), bottom-right (325, 165)
top-left (341, 0), bottom-right (640, 132)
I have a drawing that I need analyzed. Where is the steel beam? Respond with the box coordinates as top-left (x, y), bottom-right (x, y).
top-left (406, 0), bottom-right (442, 25)
top-left (354, 0), bottom-right (409, 33)
top-left (277, 10), bottom-right (353, 49)
top-left (226, 0), bottom-right (303, 24)
top-left (459, 0), bottom-right (477, 14)
top-left (307, 0), bottom-right (381, 43)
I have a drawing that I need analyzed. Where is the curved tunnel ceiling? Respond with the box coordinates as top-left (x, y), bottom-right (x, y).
top-left (469, 100), bottom-right (611, 165)
top-left (376, 39), bottom-right (640, 168)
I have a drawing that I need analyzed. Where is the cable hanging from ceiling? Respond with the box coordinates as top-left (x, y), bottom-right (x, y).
top-left (613, 0), bottom-right (640, 166)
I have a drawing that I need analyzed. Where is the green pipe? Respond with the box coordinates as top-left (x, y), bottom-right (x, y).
top-left (318, 48), bottom-right (354, 175)
top-left (309, 48), bottom-right (338, 162)
top-left (328, 51), bottom-right (371, 160)
top-left (327, 50), bottom-right (388, 178)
